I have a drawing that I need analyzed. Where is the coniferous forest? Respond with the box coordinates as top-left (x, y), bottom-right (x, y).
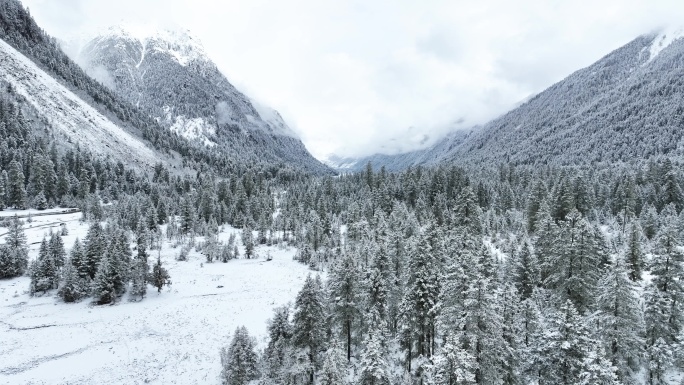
top-left (0, 0), bottom-right (684, 384)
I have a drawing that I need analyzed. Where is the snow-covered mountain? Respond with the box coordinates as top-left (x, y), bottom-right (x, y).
top-left (334, 28), bottom-right (684, 171)
top-left (0, 30), bottom-right (160, 170)
top-left (75, 25), bottom-right (329, 174)
top-left (442, 29), bottom-right (684, 166)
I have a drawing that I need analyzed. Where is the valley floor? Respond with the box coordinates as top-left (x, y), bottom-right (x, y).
top-left (0, 209), bottom-right (310, 384)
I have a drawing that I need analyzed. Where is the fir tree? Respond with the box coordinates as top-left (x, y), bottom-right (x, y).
top-left (92, 249), bottom-right (118, 304)
top-left (319, 339), bottom-right (348, 385)
top-left (7, 159), bottom-right (26, 209)
top-left (430, 334), bottom-right (477, 385)
top-left (358, 327), bottom-right (390, 385)
top-left (150, 254), bottom-right (171, 293)
top-left (292, 275), bottom-right (326, 384)
top-left (0, 215), bottom-right (29, 277)
top-left (129, 234), bottom-right (149, 301)
top-left (83, 222), bottom-right (105, 280)
top-left (58, 257), bottom-right (87, 302)
top-left (220, 326), bottom-right (259, 385)
top-left (625, 222), bottom-right (644, 281)
top-left (29, 237), bottom-right (59, 295)
top-left (328, 252), bottom-right (360, 361)
top-left (596, 255), bottom-right (643, 383)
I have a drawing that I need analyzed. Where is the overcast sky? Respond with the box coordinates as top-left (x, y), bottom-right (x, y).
top-left (19, 0), bottom-right (684, 159)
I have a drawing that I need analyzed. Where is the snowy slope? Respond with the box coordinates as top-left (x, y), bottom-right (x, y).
top-left (647, 26), bottom-right (684, 62)
top-left (0, 38), bottom-right (158, 169)
top-left (0, 210), bottom-right (311, 384)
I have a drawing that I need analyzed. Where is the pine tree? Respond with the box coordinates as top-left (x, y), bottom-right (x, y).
top-left (644, 225), bottom-right (684, 384)
top-left (430, 334), bottom-right (477, 385)
top-left (319, 339), bottom-right (348, 385)
top-left (29, 237), bottom-right (59, 295)
top-left (541, 300), bottom-right (604, 385)
top-left (526, 179), bottom-right (547, 233)
top-left (242, 225), bottom-right (254, 259)
top-left (129, 234), bottom-right (149, 301)
top-left (328, 252), bottom-right (360, 361)
top-left (83, 222), bottom-right (105, 280)
top-left (292, 275), bottom-right (326, 384)
top-left (263, 305), bottom-right (293, 381)
top-left (543, 210), bottom-right (604, 314)
top-left (7, 159), bottom-right (26, 209)
top-left (625, 222), bottom-right (644, 281)
top-left (92, 249), bottom-right (118, 304)
top-left (513, 238), bottom-right (540, 300)
top-left (220, 326), bottom-right (259, 385)
top-left (150, 254), bottom-right (171, 293)
top-left (358, 327), bottom-right (390, 385)
top-left (0, 215), bottom-right (28, 277)
top-left (596, 255), bottom-right (643, 383)
top-left (58, 257), bottom-right (87, 302)
top-left (48, 231), bottom-right (66, 269)
top-left (69, 238), bottom-right (89, 280)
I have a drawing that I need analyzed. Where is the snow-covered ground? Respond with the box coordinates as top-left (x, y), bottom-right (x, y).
top-left (0, 209), bottom-right (311, 384)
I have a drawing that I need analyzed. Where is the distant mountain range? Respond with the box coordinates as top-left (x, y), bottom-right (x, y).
top-left (328, 27), bottom-right (684, 172)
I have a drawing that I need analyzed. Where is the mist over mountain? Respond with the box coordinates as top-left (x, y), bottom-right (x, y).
top-left (330, 28), bottom-right (684, 172)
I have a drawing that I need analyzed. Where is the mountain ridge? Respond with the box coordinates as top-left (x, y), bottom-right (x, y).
top-left (329, 29), bottom-right (684, 172)
top-left (74, 24), bottom-right (330, 174)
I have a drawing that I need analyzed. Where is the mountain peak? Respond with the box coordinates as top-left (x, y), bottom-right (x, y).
top-left (94, 23), bottom-right (207, 67)
top-left (647, 25), bottom-right (684, 62)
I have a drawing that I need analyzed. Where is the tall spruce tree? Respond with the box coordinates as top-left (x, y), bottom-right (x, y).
top-left (292, 275), bottom-right (326, 384)
top-left (220, 326), bottom-right (259, 385)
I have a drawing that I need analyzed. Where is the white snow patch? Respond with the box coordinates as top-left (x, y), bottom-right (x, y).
top-left (0, 38), bottom-right (158, 169)
top-left (0, 213), bottom-right (312, 384)
top-left (162, 107), bottom-right (216, 147)
top-left (648, 26), bottom-right (684, 62)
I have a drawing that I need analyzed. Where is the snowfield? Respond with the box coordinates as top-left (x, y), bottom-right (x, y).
top-left (0, 38), bottom-right (158, 170)
top-left (0, 209), bottom-right (311, 384)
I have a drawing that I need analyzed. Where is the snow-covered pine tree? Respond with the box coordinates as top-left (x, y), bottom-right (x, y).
top-left (513, 237), bottom-right (540, 300)
top-left (3, 215), bottom-right (28, 277)
top-left (292, 274), bottom-right (326, 384)
top-left (644, 225), bottom-right (684, 384)
top-left (328, 252), bottom-right (361, 362)
top-left (83, 222), bottom-right (105, 279)
top-left (7, 159), bottom-right (27, 209)
top-left (625, 222), bottom-right (644, 281)
top-left (58, 257), bottom-right (87, 302)
top-left (358, 323), bottom-right (390, 385)
top-left (220, 326), bottom-right (259, 385)
top-left (242, 225), bottom-right (254, 259)
top-left (48, 231), bottom-right (66, 269)
top-left (129, 233), bottom-right (149, 301)
top-left (430, 334), bottom-right (477, 385)
top-left (92, 248), bottom-right (118, 304)
top-left (150, 254), bottom-right (171, 293)
top-left (543, 209), bottom-right (604, 314)
top-left (596, 253), bottom-right (643, 383)
top-left (319, 339), bottom-right (348, 385)
top-left (29, 237), bottom-right (59, 295)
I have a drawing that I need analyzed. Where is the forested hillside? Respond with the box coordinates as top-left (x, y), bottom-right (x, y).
top-left (333, 29), bottom-right (684, 171)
